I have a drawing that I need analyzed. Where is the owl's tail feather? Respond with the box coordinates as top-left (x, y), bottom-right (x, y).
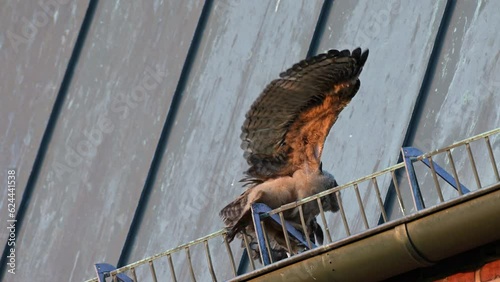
top-left (220, 189), bottom-right (262, 242)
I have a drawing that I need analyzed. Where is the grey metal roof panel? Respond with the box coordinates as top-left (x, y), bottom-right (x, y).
top-left (409, 0), bottom-right (500, 157)
top-left (310, 0), bottom-right (448, 239)
top-left (394, 0), bottom-right (500, 219)
top-left (0, 0), bottom-right (90, 248)
top-left (126, 1), bottom-right (325, 280)
top-left (4, 1), bottom-right (204, 281)
top-left (3, 0), bottom-right (500, 281)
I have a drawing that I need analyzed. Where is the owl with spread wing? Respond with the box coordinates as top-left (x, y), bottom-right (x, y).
top-left (220, 48), bottom-right (369, 262)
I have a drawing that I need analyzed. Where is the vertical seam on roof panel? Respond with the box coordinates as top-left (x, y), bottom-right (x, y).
top-left (402, 0), bottom-right (457, 147)
top-left (0, 0), bottom-right (99, 279)
top-left (381, 0), bottom-right (457, 224)
top-left (117, 0), bottom-right (214, 268)
top-left (307, 0), bottom-right (334, 58)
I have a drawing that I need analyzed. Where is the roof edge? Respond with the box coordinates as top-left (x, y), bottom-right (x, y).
top-left (232, 183), bottom-right (500, 282)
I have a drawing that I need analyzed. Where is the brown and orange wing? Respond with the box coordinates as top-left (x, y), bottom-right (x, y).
top-left (240, 48), bottom-right (369, 182)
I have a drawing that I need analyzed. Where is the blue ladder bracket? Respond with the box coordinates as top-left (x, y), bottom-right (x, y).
top-left (251, 204), bottom-right (271, 265)
top-left (402, 147), bottom-right (471, 211)
top-left (94, 263), bottom-right (133, 282)
top-left (401, 148), bottom-right (426, 210)
top-left (251, 203), bottom-right (317, 266)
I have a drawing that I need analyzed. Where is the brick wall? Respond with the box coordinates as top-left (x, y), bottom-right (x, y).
top-left (434, 260), bottom-right (500, 282)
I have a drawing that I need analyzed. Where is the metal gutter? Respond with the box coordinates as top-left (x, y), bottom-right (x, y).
top-left (231, 183), bottom-right (500, 282)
